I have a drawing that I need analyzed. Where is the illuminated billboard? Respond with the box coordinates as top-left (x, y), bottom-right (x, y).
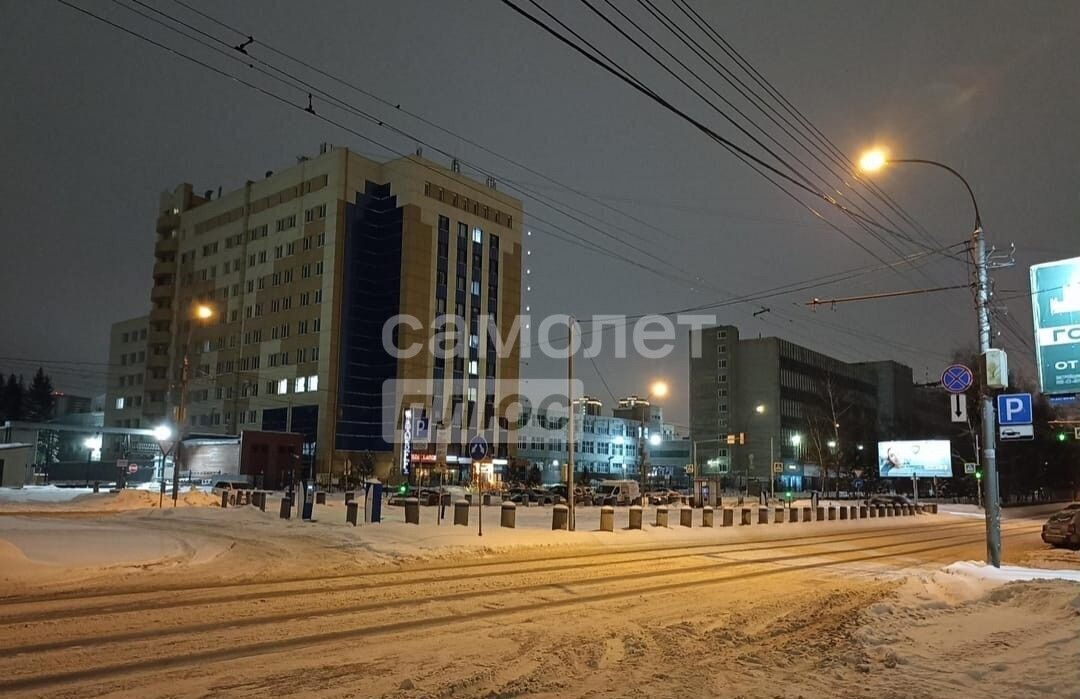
top-left (1030, 256), bottom-right (1080, 394)
top-left (877, 440), bottom-right (952, 478)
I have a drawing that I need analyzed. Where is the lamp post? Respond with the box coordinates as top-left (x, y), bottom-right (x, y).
top-left (859, 149), bottom-right (1001, 567)
top-left (173, 303), bottom-right (215, 505)
top-left (637, 381), bottom-right (668, 502)
top-left (82, 435), bottom-right (101, 488)
top-left (153, 424), bottom-right (175, 508)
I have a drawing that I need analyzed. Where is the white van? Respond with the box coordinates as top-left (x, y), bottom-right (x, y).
top-left (595, 480), bottom-right (641, 506)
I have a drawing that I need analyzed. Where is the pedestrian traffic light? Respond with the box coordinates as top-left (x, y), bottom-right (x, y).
top-left (975, 470), bottom-right (983, 480)
top-left (1056, 431), bottom-right (1068, 442)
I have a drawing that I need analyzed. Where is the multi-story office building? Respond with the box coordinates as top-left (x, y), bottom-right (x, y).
top-left (127, 145), bottom-right (522, 484)
top-left (689, 324), bottom-right (942, 491)
top-left (105, 314), bottom-right (149, 430)
top-left (515, 402), bottom-right (640, 484)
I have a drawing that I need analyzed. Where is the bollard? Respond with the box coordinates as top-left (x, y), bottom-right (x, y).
top-left (827, 506), bottom-right (837, 521)
top-left (722, 508), bottom-right (734, 527)
top-left (279, 497), bottom-right (292, 520)
top-left (741, 507), bottom-right (752, 526)
top-left (915, 504), bottom-right (923, 514)
top-left (629, 505), bottom-right (643, 530)
top-left (929, 503), bottom-right (938, 514)
top-left (702, 506), bottom-right (714, 527)
top-left (655, 506), bottom-right (669, 528)
top-left (453, 500), bottom-right (470, 526)
top-left (404, 498), bottom-right (420, 525)
top-left (878, 505), bottom-right (887, 518)
top-left (484, 493), bottom-right (494, 506)
top-left (501, 501), bottom-right (516, 528)
top-left (316, 492), bottom-right (326, 505)
top-left (839, 505), bottom-right (848, 520)
top-left (346, 501), bottom-right (359, 526)
top-left (789, 507), bottom-right (799, 523)
top-left (345, 491), bottom-right (355, 504)
top-left (220, 491), bottom-right (229, 508)
top-left (256, 492), bottom-right (266, 512)
top-left (815, 506), bottom-right (825, 521)
top-left (758, 507), bottom-right (769, 524)
top-left (774, 507), bottom-right (785, 523)
top-left (552, 504), bottom-right (569, 530)
top-left (680, 507), bottom-right (692, 528)
top-left (801, 506), bottom-right (812, 522)
top-left (890, 505), bottom-right (899, 517)
top-left (600, 505), bottom-right (615, 532)
top-left (868, 505), bottom-right (877, 518)
top-left (849, 505), bottom-right (857, 520)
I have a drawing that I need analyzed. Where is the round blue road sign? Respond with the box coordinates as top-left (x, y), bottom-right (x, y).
top-left (941, 364), bottom-right (974, 394)
top-left (468, 435), bottom-right (488, 461)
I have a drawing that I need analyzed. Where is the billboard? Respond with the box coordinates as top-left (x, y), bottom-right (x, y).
top-left (1030, 256), bottom-right (1080, 395)
top-left (877, 440), bottom-right (952, 478)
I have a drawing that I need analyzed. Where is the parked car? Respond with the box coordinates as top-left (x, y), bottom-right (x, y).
top-left (507, 488), bottom-right (554, 505)
top-left (647, 489), bottom-right (684, 505)
top-left (595, 480), bottom-right (641, 506)
top-left (869, 495), bottom-right (914, 507)
top-left (210, 478), bottom-right (254, 496)
top-left (1041, 505), bottom-right (1080, 549)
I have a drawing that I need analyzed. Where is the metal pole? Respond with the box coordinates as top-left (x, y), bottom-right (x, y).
top-left (567, 318), bottom-right (575, 531)
top-left (769, 436), bottom-right (774, 501)
top-left (976, 226), bottom-right (1001, 566)
top-left (173, 347), bottom-right (190, 506)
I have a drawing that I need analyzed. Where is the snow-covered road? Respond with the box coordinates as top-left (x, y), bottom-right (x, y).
top-left (0, 505), bottom-right (1074, 699)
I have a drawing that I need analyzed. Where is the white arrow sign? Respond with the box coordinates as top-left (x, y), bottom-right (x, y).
top-left (950, 393), bottom-right (968, 423)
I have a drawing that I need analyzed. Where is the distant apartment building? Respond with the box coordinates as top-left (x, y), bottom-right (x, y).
top-left (689, 324), bottom-right (950, 491)
top-left (116, 146), bottom-right (522, 484)
top-left (105, 314), bottom-right (149, 430)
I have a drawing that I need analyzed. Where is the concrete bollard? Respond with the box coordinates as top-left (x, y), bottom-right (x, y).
top-left (722, 508), bottom-right (734, 527)
top-left (220, 491), bottom-right (229, 508)
top-left (868, 505), bottom-right (877, 518)
top-left (929, 503), bottom-right (938, 514)
top-left (404, 498), bottom-right (420, 525)
top-left (878, 505), bottom-right (888, 518)
top-left (259, 492), bottom-right (267, 511)
top-left (346, 501), bottom-right (359, 526)
top-left (702, 506), bottom-right (714, 527)
top-left (629, 505), bottom-right (643, 529)
top-left (774, 507), bottom-right (785, 523)
top-left (827, 506), bottom-right (837, 521)
top-left (789, 507), bottom-right (799, 523)
top-left (815, 506), bottom-right (826, 521)
top-left (453, 500), bottom-right (470, 526)
top-left (279, 497), bottom-right (292, 520)
top-left (501, 501), bottom-right (516, 528)
top-left (552, 504), bottom-right (569, 530)
top-left (344, 491), bottom-right (355, 504)
top-left (600, 505), bottom-right (615, 532)
top-left (655, 506), bottom-right (669, 528)
top-left (849, 505), bottom-right (857, 520)
top-left (839, 506), bottom-right (848, 520)
top-left (741, 507), bottom-right (753, 526)
top-left (483, 493), bottom-right (494, 506)
top-left (316, 492), bottom-right (326, 505)
top-left (758, 507), bottom-right (769, 524)
top-left (801, 506), bottom-right (812, 522)
top-left (680, 507), bottom-right (692, 527)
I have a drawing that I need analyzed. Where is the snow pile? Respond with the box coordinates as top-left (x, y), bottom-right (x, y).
top-left (0, 485), bottom-right (93, 503)
top-left (943, 560), bottom-right (1080, 584)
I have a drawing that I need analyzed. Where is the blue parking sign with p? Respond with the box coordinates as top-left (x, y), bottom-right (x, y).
top-left (996, 393), bottom-right (1032, 425)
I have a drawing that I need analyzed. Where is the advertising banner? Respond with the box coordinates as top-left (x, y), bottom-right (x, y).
top-left (877, 440), bottom-right (952, 478)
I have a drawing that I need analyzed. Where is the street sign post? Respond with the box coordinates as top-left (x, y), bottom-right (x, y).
top-left (941, 364), bottom-right (974, 394)
top-left (771, 461), bottom-right (783, 474)
top-left (1030, 256), bottom-right (1080, 395)
top-left (950, 394), bottom-right (968, 423)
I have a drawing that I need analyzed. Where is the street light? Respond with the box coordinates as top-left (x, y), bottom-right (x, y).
top-left (174, 302), bottom-right (216, 505)
top-left (153, 424), bottom-right (175, 508)
top-left (790, 434), bottom-right (802, 447)
top-left (637, 380), bottom-right (669, 497)
top-left (827, 440), bottom-right (838, 449)
top-left (755, 404), bottom-right (766, 414)
top-left (648, 433), bottom-right (663, 447)
top-left (82, 435), bottom-right (102, 488)
top-left (858, 148), bottom-right (999, 567)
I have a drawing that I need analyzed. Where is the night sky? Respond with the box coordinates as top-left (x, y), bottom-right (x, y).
top-left (2, 0), bottom-right (1077, 429)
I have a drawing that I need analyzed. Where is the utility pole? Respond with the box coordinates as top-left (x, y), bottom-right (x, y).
top-left (975, 226), bottom-right (1002, 567)
top-left (567, 317), bottom-right (575, 531)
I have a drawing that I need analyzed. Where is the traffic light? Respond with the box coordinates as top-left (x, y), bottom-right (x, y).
top-left (397, 484), bottom-right (408, 495)
top-left (1056, 431), bottom-right (1068, 442)
top-left (975, 470), bottom-right (983, 480)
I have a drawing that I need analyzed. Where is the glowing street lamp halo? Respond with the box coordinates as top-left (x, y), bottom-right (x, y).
top-left (858, 148), bottom-right (889, 173)
top-left (648, 433), bottom-right (663, 447)
top-left (649, 380), bottom-right (669, 399)
top-left (153, 424), bottom-right (173, 442)
top-left (194, 303), bottom-right (215, 320)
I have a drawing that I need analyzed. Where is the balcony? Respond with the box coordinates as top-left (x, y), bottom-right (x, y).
top-left (149, 306), bottom-right (173, 324)
top-left (156, 211), bottom-right (180, 233)
top-left (150, 284), bottom-right (173, 301)
top-left (149, 330), bottom-right (171, 345)
top-left (155, 235), bottom-right (179, 254)
top-left (153, 260), bottom-right (176, 277)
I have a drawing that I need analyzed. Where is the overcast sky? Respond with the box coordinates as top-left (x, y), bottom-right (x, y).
top-left (1, 0), bottom-right (1077, 428)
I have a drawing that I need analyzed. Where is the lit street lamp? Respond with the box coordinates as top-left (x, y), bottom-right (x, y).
top-left (83, 435), bottom-right (102, 488)
top-left (636, 380), bottom-right (669, 499)
top-left (173, 303), bottom-right (216, 505)
top-left (858, 148), bottom-right (1001, 567)
top-left (153, 424), bottom-right (175, 508)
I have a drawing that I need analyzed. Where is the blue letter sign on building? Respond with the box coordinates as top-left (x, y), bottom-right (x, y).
top-left (1030, 256), bottom-right (1080, 395)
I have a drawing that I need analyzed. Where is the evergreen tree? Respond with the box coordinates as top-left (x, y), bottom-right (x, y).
top-left (24, 368), bottom-right (55, 421)
top-left (1, 374), bottom-right (25, 422)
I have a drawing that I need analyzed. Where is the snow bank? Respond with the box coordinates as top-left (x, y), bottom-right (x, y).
top-left (944, 560), bottom-right (1080, 584)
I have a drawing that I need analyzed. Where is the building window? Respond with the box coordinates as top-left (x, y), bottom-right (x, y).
top-left (115, 397), bottom-right (125, 409)
top-left (277, 378), bottom-right (288, 395)
top-left (295, 377), bottom-right (306, 393)
top-left (308, 375), bottom-right (318, 391)
top-left (472, 227), bottom-right (482, 243)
